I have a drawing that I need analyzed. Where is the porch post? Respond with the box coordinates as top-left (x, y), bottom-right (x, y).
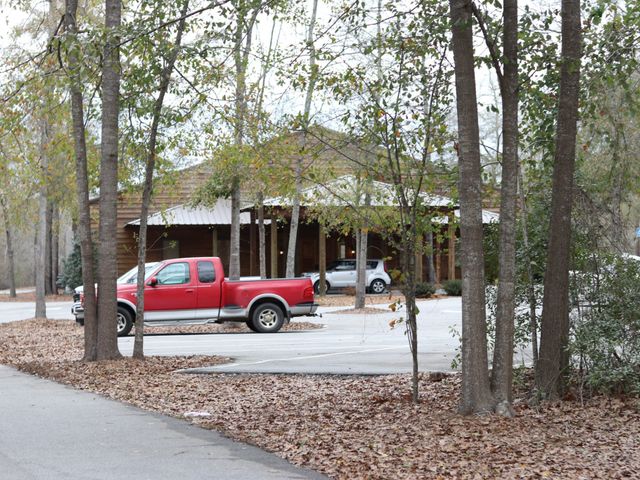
top-left (249, 210), bottom-right (256, 276)
top-left (212, 227), bottom-right (218, 257)
top-left (448, 216), bottom-right (456, 281)
top-left (415, 250), bottom-right (423, 283)
top-left (270, 218), bottom-right (278, 278)
top-left (319, 224), bottom-right (326, 296)
top-left (426, 230), bottom-right (436, 283)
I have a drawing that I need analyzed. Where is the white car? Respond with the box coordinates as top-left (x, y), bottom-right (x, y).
top-left (302, 259), bottom-right (391, 294)
top-left (72, 262), bottom-right (160, 323)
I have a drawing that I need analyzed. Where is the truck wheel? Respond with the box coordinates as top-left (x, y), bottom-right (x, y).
top-left (370, 279), bottom-right (386, 294)
top-left (117, 306), bottom-right (133, 337)
top-left (313, 281), bottom-right (330, 294)
top-left (250, 303), bottom-right (284, 333)
top-left (246, 320), bottom-right (258, 332)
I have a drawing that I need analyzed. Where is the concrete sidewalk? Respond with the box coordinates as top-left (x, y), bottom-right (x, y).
top-left (0, 366), bottom-right (326, 480)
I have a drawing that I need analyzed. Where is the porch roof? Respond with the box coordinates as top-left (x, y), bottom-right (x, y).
top-left (261, 175), bottom-right (455, 209)
top-left (127, 199), bottom-right (263, 226)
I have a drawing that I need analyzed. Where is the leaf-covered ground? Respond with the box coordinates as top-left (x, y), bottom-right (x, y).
top-left (1, 319), bottom-right (638, 479)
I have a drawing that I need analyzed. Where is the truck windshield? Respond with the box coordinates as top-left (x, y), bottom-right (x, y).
top-left (118, 262), bottom-right (160, 284)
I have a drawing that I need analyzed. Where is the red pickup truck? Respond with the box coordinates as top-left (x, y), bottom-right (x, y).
top-left (112, 257), bottom-right (318, 336)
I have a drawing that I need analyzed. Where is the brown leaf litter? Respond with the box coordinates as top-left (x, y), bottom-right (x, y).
top-left (1, 319), bottom-right (638, 479)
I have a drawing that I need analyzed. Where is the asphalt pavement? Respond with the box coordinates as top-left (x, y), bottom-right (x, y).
top-left (0, 365), bottom-right (326, 480)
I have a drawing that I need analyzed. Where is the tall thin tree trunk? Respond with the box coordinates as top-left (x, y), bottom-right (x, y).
top-left (96, 0), bottom-right (123, 361)
top-left (518, 165), bottom-right (539, 367)
top-left (45, 202), bottom-right (53, 294)
top-left (0, 199), bottom-right (17, 298)
top-left (535, 0), bottom-right (582, 400)
top-left (285, 0), bottom-right (318, 278)
top-left (491, 0), bottom-right (518, 415)
top-left (229, 0), bottom-right (259, 280)
top-left (133, 0), bottom-right (190, 359)
top-left (355, 226), bottom-right (368, 309)
top-left (50, 204), bottom-right (59, 294)
top-left (426, 230), bottom-right (436, 284)
top-left (35, 118), bottom-right (48, 319)
top-left (449, 0), bottom-right (493, 415)
top-left (64, 0), bottom-right (98, 361)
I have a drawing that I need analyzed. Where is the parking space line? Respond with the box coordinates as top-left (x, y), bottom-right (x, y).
top-left (208, 345), bottom-right (407, 369)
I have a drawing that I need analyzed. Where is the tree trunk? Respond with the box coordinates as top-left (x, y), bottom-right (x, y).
top-left (285, 163), bottom-right (301, 278)
top-left (133, 0), bottom-right (190, 359)
top-left (50, 204), bottom-right (59, 294)
top-left (229, 1), bottom-right (258, 280)
top-left (96, 0), bottom-right (123, 361)
top-left (449, 0), bottom-right (493, 415)
top-left (64, 0), bottom-right (98, 361)
top-left (355, 227), bottom-right (367, 308)
top-left (285, 0), bottom-right (318, 278)
top-left (0, 199), bottom-right (17, 298)
top-left (426, 230), bottom-right (436, 284)
top-left (400, 213), bottom-right (419, 403)
top-left (229, 180), bottom-right (241, 280)
top-left (519, 165), bottom-right (539, 366)
top-left (491, 0), bottom-right (518, 414)
top-left (535, 0), bottom-right (582, 400)
top-left (35, 118), bottom-right (48, 319)
top-left (45, 202), bottom-right (53, 295)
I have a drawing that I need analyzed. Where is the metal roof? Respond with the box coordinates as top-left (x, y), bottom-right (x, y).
top-left (127, 199), bottom-right (265, 226)
top-left (432, 209), bottom-right (500, 225)
top-left (262, 175), bottom-right (455, 209)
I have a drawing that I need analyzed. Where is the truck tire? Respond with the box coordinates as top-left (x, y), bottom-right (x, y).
top-left (250, 302), bottom-right (284, 333)
top-left (369, 279), bottom-right (386, 294)
top-left (246, 320), bottom-right (258, 332)
top-left (117, 306), bottom-right (134, 337)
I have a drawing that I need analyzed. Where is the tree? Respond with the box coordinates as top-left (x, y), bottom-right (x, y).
top-left (535, 0), bottom-right (582, 400)
top-left (95, 0), bottom-right (124, 360)
top-left (132, 0), bottom-right (190, 359)
top-left (313, 0), bottom-right (453, 402)
top-left (62, 0), bottom-right (99, 360)
top-left (471, 0), bottom-right (519, 413)
top-left (449, 0), bottom-right (493, 414)
top-left (285, 0), bottom-right (318, 279)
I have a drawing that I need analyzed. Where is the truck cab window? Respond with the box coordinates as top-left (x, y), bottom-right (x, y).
top-left (156, 262), bottom-right (190, 285)
top-left (197, 261), bottom-right (215, 283)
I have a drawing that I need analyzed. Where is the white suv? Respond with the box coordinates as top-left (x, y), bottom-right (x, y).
top-left (303, 259), bottom-right (391, 294)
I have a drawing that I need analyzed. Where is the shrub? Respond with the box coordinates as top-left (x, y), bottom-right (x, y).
top-left (569, 255), bottom-right (640, 396)
top-left (443, 279), bottom-right (462, 296)
top-left (61, 243), bottom-right (83, 291)
top-left (415, 282), bottom-right (435, 298)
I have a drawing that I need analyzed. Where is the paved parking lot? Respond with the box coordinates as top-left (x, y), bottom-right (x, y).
top-left (0, 296), bottom-right (531, 374)
top-left (118, 297), bottom-right (466, 374)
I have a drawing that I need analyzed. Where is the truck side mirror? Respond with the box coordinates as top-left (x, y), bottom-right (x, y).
top-left (148, 277), bottom-right (158, 287)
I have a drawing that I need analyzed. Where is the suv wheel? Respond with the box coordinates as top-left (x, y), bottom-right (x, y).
top-left (313, 280), bottom-right (330, 294)
top-left (370, 279), bottom-right (386, 294)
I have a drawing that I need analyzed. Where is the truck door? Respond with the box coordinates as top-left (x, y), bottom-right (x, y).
top-left (144, 261), bottom-right (197, 320)
top-left (195, 260), bottom-right (221, 320)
